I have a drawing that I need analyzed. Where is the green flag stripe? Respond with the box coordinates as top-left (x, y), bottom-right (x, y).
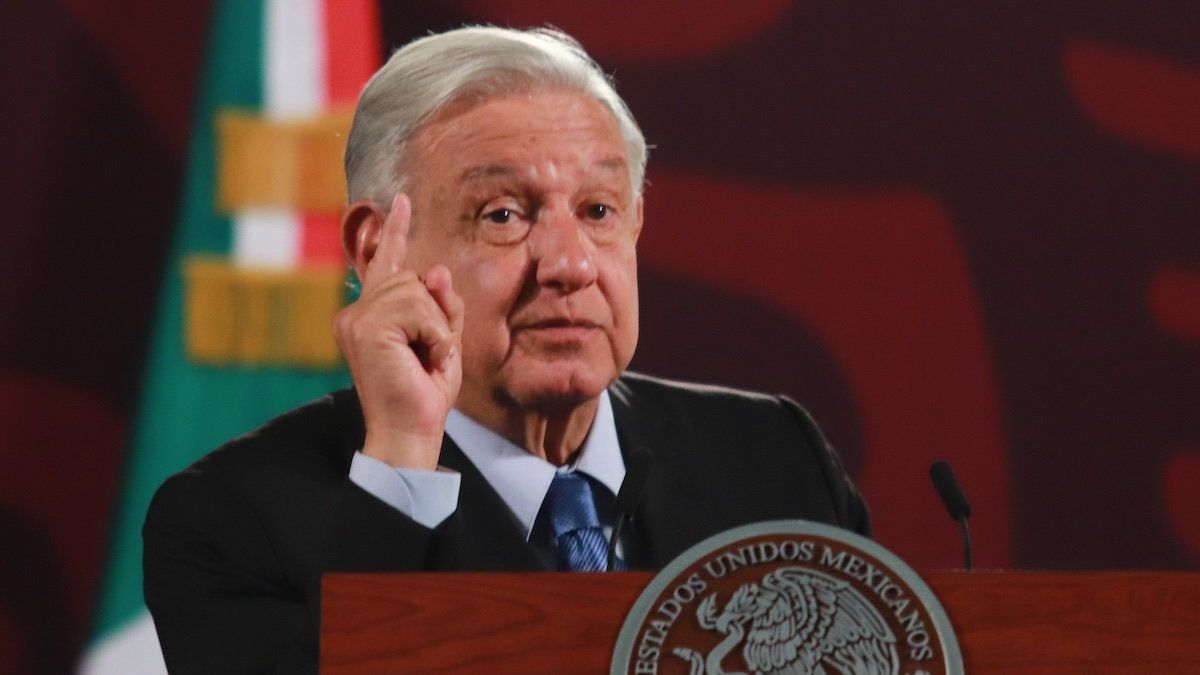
top-left (91, 0), bottom-right (349, 641)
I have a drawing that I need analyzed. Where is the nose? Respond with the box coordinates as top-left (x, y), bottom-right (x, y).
top-left (530, 208), bottom-right (599, 293)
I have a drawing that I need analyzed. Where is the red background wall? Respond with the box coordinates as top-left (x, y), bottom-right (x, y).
top-left (2, 1), bottom-right (1198, 670)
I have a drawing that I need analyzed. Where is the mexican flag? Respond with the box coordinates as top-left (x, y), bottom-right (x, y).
top-left (82, 1), bottom-right (379, 670)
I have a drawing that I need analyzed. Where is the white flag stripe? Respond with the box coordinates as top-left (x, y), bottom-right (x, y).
top-left (266, 0), bottom-right (326, 118)
top-left (78, 612), bottom-right (167, 675)
top-left (261, 0), bottom-right (325, 265)
top-left (234, 207), bottom-right (302, 267)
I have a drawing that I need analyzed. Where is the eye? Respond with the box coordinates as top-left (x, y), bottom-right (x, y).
top-left (485, 208), bottom-right (513, 224)
top-left (477, 203), bottom-right (532, 245)
top-left (584, 204), bottom-right (610, 220)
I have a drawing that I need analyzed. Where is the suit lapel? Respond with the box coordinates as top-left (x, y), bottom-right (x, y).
top-left (609, 377), bottom-right (711, 569)
top-left (438, 437), bottom-right (551, 571)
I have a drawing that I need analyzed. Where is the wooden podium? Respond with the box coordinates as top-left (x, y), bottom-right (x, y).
top-left (322, 571), bottom-right (1200, 673)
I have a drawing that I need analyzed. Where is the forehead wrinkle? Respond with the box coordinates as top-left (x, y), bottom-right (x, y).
top-left (427, 111), bottom-right (612, 158)
top-left (459, 164), bottom-right (520, 183)
top-left (457, 155), bottom-right (627, 193)
top-left (596, 156), bottom-right (627, 172)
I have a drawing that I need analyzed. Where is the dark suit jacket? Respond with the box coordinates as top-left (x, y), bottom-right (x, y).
top-left (143, 372), bottom-right (869, 674)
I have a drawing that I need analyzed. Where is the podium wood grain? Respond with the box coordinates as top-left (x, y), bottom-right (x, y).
top-left (321, 572), bottom-right (650, 673)
top-left (321, 571), bottom-right (1200, 673)
top-left (930, 571), bottom-right (1200, 673)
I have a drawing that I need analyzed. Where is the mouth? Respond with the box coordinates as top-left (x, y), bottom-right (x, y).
top-left (521, 318), bottom-right (600, 329)
top-left (514, 318), bottom-right (602, 340)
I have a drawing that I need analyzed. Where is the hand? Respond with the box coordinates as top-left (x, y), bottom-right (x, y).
top-left (333, 194), bottom-right (464, 469)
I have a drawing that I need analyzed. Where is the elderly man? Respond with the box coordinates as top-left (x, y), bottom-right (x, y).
top-left (144, 26), bottom-right (868, 673)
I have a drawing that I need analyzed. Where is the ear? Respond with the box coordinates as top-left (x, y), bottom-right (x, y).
top-left (341, 199), bottom-right (386, 282)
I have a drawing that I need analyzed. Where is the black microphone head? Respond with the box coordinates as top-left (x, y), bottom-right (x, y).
top-left (929, 460), bottom-right (972, 521)
top-left (616, 449), bottom-right (653, 515)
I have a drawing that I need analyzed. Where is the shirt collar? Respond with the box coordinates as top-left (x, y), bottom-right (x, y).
top-left (444, 390), bottom-right (625, 540)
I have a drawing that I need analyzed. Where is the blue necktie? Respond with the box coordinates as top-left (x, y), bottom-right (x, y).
top-left (542, 472), bottom-right (610, 571)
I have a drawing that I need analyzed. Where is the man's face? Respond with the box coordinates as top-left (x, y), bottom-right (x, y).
top-left (402, 89), bottom-right (642, 414)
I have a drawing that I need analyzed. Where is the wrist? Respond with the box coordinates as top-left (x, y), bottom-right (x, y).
top-left (361, 429), bottom-right (443, 470)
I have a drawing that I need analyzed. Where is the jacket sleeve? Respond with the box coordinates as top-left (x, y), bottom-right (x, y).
top-left (780, 396), bottom-right (872, 537)
top-left (143, 469), bottom-right (314, 674)
top-left (143, 466), bottom-right (462, 674)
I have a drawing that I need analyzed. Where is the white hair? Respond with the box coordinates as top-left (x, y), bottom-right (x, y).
top-left (345, 26), bottom-right (648, 206)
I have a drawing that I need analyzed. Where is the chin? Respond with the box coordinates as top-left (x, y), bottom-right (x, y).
top-left (497, 359), bottom-right (616, 412)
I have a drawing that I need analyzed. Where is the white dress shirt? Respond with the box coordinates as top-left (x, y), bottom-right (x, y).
top-left (348, 391), bottom-right (626, 534)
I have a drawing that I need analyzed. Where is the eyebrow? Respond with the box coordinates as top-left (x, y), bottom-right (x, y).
top-left (457, 156), bottom-right (629, 183)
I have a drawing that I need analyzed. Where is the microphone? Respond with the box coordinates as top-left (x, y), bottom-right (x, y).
top-left (607, 449), bottom-right (653, 571)
top-left (929, 460), bottom-right (973, 570)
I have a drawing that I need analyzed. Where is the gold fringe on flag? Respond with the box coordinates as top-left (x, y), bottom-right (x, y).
top-left (184, 257), bottom-right (345, 368)
top-left (216, 110), bottom-right (354, 214)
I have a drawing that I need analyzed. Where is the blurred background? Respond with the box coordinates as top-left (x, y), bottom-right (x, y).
top-left (2, 0), bottom-right (1198, 672)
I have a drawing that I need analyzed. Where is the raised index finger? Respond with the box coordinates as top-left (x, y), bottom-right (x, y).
top-left (363, 193), bottom-right (411, 291)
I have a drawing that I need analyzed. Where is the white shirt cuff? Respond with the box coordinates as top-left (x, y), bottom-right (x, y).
top-left (348, 451), bottom-right (460, 528)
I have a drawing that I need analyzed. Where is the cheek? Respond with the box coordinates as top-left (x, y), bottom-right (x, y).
top-left (604, 246), bottom-right (638, 312)
top-left (600, 248), bottom-right (640, 341)
top-left (459, 250), bottom-right (510, 296)
top-left (603, 262), bottom-right (639, 372)
top-left (454, 249), bottom-right (527, 349)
